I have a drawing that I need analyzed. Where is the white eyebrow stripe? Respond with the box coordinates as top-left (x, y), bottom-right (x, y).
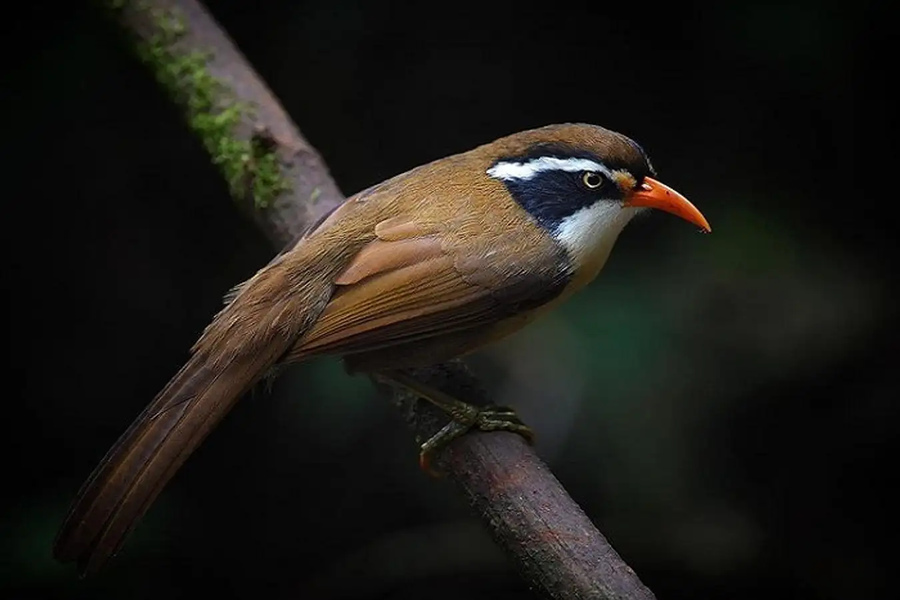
top-left (486, 156), bottom-right (613, 181)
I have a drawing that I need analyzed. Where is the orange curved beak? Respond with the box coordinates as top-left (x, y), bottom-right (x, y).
top-left (624, 177), bottom-right (711, 233)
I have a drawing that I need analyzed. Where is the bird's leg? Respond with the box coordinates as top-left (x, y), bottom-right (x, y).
top-left (374, 370), bottom-right (534, 473)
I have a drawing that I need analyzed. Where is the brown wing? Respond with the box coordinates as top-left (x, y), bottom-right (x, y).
top-left (292, 215), bottom-right (573, 362)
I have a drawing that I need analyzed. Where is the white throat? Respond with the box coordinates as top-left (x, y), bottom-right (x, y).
top-left (554, 202), bottom-right (641, 281)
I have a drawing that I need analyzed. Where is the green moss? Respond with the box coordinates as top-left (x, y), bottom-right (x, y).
top-left (103, 1), bottom-right (290, 209)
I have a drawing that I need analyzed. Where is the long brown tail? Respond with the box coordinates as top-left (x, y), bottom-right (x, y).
top-left (52, 200), bottom-right (372, 575)
top-left (52, 343), bottom-right (282, 575)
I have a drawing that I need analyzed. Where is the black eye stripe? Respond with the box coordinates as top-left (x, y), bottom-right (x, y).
top-left (488, 137), bottom-right (652, 233)
top-left (499, 168), bottom-right (623, 232)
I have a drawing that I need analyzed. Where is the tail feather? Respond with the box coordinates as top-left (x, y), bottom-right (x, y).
top-left (52, 346), bottom-right (282, 575)
top-left (53, 207), bottom-right (371, 575)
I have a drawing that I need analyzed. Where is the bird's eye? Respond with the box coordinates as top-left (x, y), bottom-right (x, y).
top-left (581, 171), bottom-right (604, 189)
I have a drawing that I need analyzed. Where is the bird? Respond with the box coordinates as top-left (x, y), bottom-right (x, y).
top-left (53, 122), bottom-right (711, 575)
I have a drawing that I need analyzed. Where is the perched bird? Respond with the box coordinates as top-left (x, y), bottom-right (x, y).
top-left (54, 123), bottom-right (710, 574)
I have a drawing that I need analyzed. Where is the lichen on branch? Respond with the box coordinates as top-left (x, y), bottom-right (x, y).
top-left (105, 0), bottom-right (289, 209)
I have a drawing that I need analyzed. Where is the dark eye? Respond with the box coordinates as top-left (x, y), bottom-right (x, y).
top-left (581, 171), bottom-right (604, 189)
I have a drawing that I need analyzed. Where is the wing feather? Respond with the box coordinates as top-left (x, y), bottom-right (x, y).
top-left (292, 216), bottom-right (571, 361)
top-left (334, 236), bottom-right (443, 285)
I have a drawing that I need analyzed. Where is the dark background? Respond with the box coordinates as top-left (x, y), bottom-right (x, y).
top-left (4, 1), bottom-right (894, 599)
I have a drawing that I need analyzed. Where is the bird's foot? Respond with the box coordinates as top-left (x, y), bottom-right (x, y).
top-left (417, 404), bottom-right (534, 473)
top-left (374, 371), bottom-right (534, 474)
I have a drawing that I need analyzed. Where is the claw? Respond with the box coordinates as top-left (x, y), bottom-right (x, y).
top-left (418, 405), bottom-right (535, 475)
top-left (375, 371), bottom-right (535, 474)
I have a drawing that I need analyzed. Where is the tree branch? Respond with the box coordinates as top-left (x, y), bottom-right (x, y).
top-left (99, 1), bottom-right (656, 598)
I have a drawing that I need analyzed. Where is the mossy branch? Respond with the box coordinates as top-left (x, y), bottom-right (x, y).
top-left (96, 1), bottom-right (657, 599)
top-left (100, 0), bottom-right (343, 244)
